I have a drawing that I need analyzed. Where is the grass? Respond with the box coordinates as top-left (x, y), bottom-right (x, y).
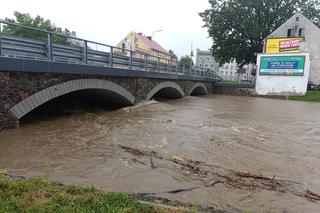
top-left (289, 91), bottom-right (320, 102)
top-left (216, 80), bottom-right (238, 85)
top-left (0, 175), bottom-right (180, 213)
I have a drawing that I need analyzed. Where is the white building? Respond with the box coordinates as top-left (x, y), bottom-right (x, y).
top-left (195, 49), bottom-right (254, 81)
top-left (55, 27), bottom-right (84, 47)
top-left (266, 12), bottom-right (320, 84)
top-left (195, 50), bottom-right (219, 72)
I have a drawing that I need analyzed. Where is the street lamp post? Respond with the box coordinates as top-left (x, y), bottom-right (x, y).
top-left (151, 29), bottom-right (162, 39)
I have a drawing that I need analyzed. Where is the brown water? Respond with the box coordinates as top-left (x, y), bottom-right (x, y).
top-left (1, 95), bottom-right (320, 212)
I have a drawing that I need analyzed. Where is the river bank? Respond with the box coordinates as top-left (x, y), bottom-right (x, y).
top-left (1, 95), bottom-right (320, 212)
top-left (213, 86), bottom-right (320, 102)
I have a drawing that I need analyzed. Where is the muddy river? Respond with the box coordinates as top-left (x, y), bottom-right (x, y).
top-left (0, 95), bottom-right (320, 212)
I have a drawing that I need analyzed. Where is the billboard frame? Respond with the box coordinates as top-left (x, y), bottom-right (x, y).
top-left (259, 55), bottom-right (306, 76)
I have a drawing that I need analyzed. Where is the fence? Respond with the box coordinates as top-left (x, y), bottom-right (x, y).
top-left (218, 73), bottom-right (255, 84)
top-left (0, 20), bottom-right (219, 79)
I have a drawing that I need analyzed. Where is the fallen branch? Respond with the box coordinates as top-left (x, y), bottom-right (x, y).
top-left (236, 171), bottom-right (275, 180)
top-left (305, 189), bottom-right (320, 201)
top-left (164, 180), bottom-right (222, 194)
top-left (120, 145), bottom-right (147, 156)
top-left (214, 171), bottom-right (234, 182)
top-left (150, 156), bottom-right (156, 169)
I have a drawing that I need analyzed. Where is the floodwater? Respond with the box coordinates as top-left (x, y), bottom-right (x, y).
top-left (1, 95), bottom-right (320, 212)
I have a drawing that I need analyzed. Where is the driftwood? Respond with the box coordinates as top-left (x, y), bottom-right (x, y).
top-left (119, 145), bottom-right (320, 203)
top-left (236, 171), bottom-right (276, 180)
top-left (120, 145), bottom-right (148, 156)
top-left (150, 156), bottom-right (156, 169)
top-left (164, 180), bottom-right (222, 194)
top-left (305, 189), bottom-right (320, 201)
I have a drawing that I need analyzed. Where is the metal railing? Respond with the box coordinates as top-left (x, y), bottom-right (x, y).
top-left (217, 73), bottom-right (255, 84)
top-left (0, 20), bottom-right (219, 79)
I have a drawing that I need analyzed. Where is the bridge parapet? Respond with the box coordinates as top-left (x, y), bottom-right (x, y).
top-left (0, 20), bottom-right (219, 81)
top-left (0, 20), bottom-right (216, 130)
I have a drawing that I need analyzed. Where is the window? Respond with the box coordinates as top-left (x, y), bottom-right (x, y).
top-left (296, 17), bottom-right (299, 22)
top-left (298, 28), bottom-right (305, 37)
top-left (287, 29), bottom-right (294, 37)
top-left (121, 43), bottom-right (126, 53)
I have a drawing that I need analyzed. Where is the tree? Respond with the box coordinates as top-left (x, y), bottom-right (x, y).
top-left (200, 0), bottom-right (320, 66)
top-left (3, 11), bottom-right (68, 44)
top-left (179, 55), bottom-right (194, 68)
top-left (168, 49), bottom-right (177, 58)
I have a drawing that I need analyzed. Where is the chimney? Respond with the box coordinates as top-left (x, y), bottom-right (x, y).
top-left (147, 36), bottom-right (152, 40)
top-left (64, 28), bottom-right (70, 36)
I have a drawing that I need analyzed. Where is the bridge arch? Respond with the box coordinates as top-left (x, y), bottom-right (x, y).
top-left (189, 82), bottom-right (208, 96)
top-left (146, 81), bottom-right (184, 100)
top-left (9, 79), bottom-right (136, 119)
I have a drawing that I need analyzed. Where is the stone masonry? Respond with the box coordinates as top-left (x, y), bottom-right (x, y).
top-left (0, 71), bottom-right (213, 129)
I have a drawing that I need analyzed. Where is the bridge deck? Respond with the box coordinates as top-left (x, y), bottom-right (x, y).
top-left (0, 20), bottom-right (218, 82)
top-left (0, 57), bottom-right (215, 82)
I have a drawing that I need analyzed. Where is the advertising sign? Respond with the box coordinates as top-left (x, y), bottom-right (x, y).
top-left (260, 55), bottom-right (305, 75)
top-left (265, 37), bottom-right (304, 53)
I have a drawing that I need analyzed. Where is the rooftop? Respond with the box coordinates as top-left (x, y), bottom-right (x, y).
top-left (136, 32), bottom-right (169, 54)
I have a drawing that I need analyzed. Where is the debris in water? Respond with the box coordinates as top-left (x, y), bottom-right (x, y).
top-left (119, 145), bottom-right (320, 203)
top-left (305, 189), bottom-right (320, 201)
top-left (236, 171), bottom-right (276, 180)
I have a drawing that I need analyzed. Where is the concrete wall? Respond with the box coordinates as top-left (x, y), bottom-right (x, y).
top-left (268, 12), bottom-right (320, 84)
top-left (0, 72), bottom-right (213, 129)
top-left (255, 53), bottom-right (310, 95)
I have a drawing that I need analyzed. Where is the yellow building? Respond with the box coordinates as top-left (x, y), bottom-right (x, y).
top-left (116, 31), bottom-right (172, 64)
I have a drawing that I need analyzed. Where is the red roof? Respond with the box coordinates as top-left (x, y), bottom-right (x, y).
top-left (135, 33), bottom-right (169, 55)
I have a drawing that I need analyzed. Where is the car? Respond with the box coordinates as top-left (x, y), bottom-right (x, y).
top-left (307, 81), bottom-right (318, 91)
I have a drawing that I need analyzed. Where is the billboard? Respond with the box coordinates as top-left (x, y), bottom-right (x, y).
top-left (259, 55), bottom-right (305, 75)
top-left (265, 37), bottom-right (304, 53)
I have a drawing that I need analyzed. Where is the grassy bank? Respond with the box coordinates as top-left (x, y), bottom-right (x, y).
top-left (289, 91), bottom-right (320, 102)
top-left (217, 80), bottom-right (238, 85)
top-left (0, 175), bottom-right (182, 213)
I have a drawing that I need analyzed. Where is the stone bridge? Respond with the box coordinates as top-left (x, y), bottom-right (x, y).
top-left (0, 20), bottom-right (216, 129)
top-left (0, 59), bottom-right (214, 129)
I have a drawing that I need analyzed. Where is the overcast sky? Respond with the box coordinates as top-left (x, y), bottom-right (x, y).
top-left (0, 0), bottom-right (212, 58)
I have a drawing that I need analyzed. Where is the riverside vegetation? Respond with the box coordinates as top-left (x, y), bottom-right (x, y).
top-left (289, 91), bottom-right (320, 102)
top-left (0, 172), bottom-right (188, 213)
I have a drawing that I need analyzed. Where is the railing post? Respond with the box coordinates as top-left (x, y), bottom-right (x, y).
top-left (144, 55), bottom-right (148, 71)
top-left (0, 23), bottom-right (2, 56)
top-left (156, 58), bottom-right (160, 72)
top-left (83, 40), bottom-right (87, 64)
top-left (110, 47), bottom-right (113, 67)
top-left (47, 32), bottom-right (53, 61)
top-left (129, 51), bottom-right (132, 69)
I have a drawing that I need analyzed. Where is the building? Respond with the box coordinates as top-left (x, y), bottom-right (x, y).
top-left (195, 49), bottom-right (253, 80)
top-left (195, 50), bottom-right (219, 72)
top-left (55, 27), bottom-right (83, 47)
top-left (116, 32), bottom-right (174, 64)
top-left (265, 12), bottom-right (320, 84)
